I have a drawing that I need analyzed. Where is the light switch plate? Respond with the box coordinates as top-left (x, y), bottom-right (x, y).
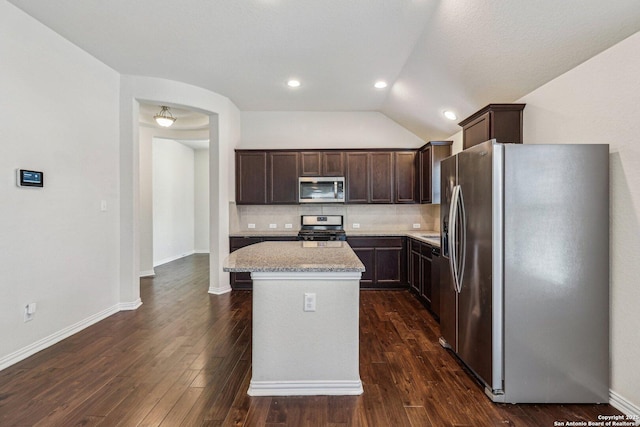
top-left (284, 223), bottom-right (293, 229)
top-left (248, 223), bottom-right (256, 229)
top-left (269, 223), bottom-right (277, 229)
top-left (412, 223), bottom-right (421, 229)
top-left (352, 223), bottom-right (360, 229)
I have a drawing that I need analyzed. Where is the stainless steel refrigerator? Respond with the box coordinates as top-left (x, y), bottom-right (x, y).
top-left (439, 139), bottom-right (609, 403)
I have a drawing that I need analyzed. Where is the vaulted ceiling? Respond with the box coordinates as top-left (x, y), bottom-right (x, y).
top-left (8, 0), bottom-right (640, 140)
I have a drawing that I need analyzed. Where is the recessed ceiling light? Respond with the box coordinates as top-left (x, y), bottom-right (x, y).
top-left (374, 81), bottom-right (388, 89)
top-left (287, 79), bottom-right (301, 88)
top-left (443, 110), bottom-right (457, 121)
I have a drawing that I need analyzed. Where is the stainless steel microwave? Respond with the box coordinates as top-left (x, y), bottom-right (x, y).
top-left (299, 177), bottom-right (345, 203)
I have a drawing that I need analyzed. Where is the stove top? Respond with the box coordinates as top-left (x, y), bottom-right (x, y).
top-left (297, 215), bottom-right (346, 241)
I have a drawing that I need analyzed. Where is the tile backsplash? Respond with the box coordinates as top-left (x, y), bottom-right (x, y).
top-left (229, 202), bottom-right (440, 232)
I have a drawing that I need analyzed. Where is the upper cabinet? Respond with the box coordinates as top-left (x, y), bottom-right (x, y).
top-left (236, 151), bottom-right (268, 204)
top-left (394, 151), bottom-right (416, 204)
top-left (346, 151), bottom-right (395, 204)
top-left (235, 150), bottom-right (299, 205)
top-left (300, 151), bottom-right (344, 176)
top-left (237, 148), bottom-right (428, 205)
top-left (418, 141), bottom-right (452, 204)
top-left (459, 104), bottom-right (525, 150)
top-left (268, 151), bottom-right (299, 204)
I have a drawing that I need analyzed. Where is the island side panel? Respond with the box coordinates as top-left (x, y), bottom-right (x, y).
top-left (248, 271), bottom-right (363, 396)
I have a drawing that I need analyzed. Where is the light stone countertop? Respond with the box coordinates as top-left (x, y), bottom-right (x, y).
top-left (229, 230), bottom-right (441, 247)
top-left (223, 241), bottom-right (366, 273)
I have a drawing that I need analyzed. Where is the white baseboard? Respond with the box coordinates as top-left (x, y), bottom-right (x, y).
top-left (194, 249), bottom-right (210, 254)
top-left (209, 285), bottom-right (232, 295)
top-left (119, 299), bottom-right (142, 311)
top-left (153, 251), bottom-right (195, 267)
top-left (610, 389), bottom-right (640, 422)
top-left (0, 304), bottom-right (120, 371)
top-left (139, 269), bottom-right (155, 278)
top-left (247, 380), bottom-right (364, 396)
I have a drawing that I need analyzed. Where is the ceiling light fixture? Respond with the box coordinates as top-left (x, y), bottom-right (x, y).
top-left (443, 110), bottom-right (457, 121)
top-left (287, 79), bottom-right (301, 88)
top-left (154, 106), bottom-right (177, 127)
top-left (374, 81), bottom-right (388, 89)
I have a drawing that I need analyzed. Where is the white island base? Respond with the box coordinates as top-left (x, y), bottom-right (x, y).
top-left (248, 271), bottom-right (363, 396)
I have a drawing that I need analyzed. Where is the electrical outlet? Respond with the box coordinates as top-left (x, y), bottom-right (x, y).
top-left (269, 223), bottom-right (277, 229)
top-left (412, 223), bottom-right (421, 229)
top-left (304, 293), bottom-right (316, 312)
top-left (248, 223), bottom-right (256, 229)
top-left (100, 200), bottom-right (107, 212)
top-left (352, 223), bottom-right (360, 229)
top-left (284, 223), bottom-right (293, 229)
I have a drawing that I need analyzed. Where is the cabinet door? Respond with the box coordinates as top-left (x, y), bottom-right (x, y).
top-left (431, 252), bottom-right (441, 319)
top-left (369, 152), bottom-right (393, 203)
top-left (322, 152), bottom-right (344, 176)
top-left (236, 151), bottom-right (267, 205)
top-left (375, 248), bottom-right (402, 285)
top-left (300, 152), bottom-right (321, 176)
top-left (346, 152), bottom-right (369, 203)
top-left (268, 152), bottom-right (299, 204)
top-left (395, 151), bottom-right (416, 203)
top-left (410, 247), bottom-right (421, 294)
top-left (421, 255), bottom-right (432, 305)
top-left (463, 112), bottom-right (491, 150)
top-left (419, 147), bottom-right (432, 203)
top-left (352, 247), bottom-right (374, 286)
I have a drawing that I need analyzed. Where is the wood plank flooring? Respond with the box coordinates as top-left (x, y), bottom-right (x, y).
top-left (0, 254), bottom-right (622, 426)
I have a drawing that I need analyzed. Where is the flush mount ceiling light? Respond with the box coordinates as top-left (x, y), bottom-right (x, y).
top-left (443, 110), bottom-right (457, 121)
top-left (287, 79), bottom-right (301, 88)
top-left (154, 106), bottom-right (177, 127)
top-left (374, 81), bottom-right (388, 89)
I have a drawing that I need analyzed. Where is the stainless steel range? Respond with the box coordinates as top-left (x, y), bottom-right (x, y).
top-left (297, 215), bottom-right (346, 241)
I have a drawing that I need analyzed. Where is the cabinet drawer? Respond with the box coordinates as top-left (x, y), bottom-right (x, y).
top-left (347, 237), bottom-right (403, 248)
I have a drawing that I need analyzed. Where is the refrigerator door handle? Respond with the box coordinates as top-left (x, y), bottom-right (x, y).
top-left (448, 185), bottom-right (461, 293)
top-left (457, 186), bottom-right (466, 292)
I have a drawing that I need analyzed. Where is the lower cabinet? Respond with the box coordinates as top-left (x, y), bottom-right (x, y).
top-left (347, 237), bottom-right (407, 289)
top-left (229, 236), bottom-right (297, 290)
top-left (408, 237), bottom-right (440, 319)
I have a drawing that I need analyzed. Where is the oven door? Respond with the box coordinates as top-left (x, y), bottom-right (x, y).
top-left (299, 177), bottom-right (345, 203)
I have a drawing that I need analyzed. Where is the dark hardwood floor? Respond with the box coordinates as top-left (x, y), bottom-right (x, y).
top-left (0, 254), bottom-right (621, 426)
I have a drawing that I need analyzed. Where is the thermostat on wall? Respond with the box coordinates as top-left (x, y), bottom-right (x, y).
top-left (17, 169), bottom-right (44, 188)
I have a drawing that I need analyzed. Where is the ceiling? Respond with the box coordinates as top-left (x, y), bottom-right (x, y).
top-left (8, 0), bottom-right (640, 140)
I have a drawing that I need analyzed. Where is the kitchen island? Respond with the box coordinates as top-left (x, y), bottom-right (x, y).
top-left (223, 241), bottom-right (365, 396)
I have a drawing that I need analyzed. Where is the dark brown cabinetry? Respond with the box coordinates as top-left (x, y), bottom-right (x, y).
top-left (408, 237), bottom-right (440, 318)
top-left (300, 151), bottom-right (344, 176)
top-left (229, 236), bottom-right (298, 289)
top-left (459, 104), bottom-right (525, 150)
top-left (345, 152), bottom-right (394, 204)
top-left (347, 236), bottom-right (406, 288)
top-left (268, 152), bottom-right (299, 204)
top-left (235, 151), bottom-right (267, 204)
top-left (418, 141), bottom-right (452, 204)
top-left (394, 151), bottom-right (416, 203)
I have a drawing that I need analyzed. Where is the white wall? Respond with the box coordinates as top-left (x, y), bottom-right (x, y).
top-left (447, 31), bottom-right (640, 414)
top-left (194, 149), bottom-right (210, 253)
top-left (519, 32), bottom-right (640, 414)
top-left (0, 2), bottom-right (121, 368)
top-left (240, 111), bottom-right (425, 149)
top-left (152, 139), bottom-right (195, 266)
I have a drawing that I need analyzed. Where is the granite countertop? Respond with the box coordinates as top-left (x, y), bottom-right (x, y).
top-left (229, 230), bottom-right (441, 247)
top-left (223, 241), bottom-right (366, 273)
